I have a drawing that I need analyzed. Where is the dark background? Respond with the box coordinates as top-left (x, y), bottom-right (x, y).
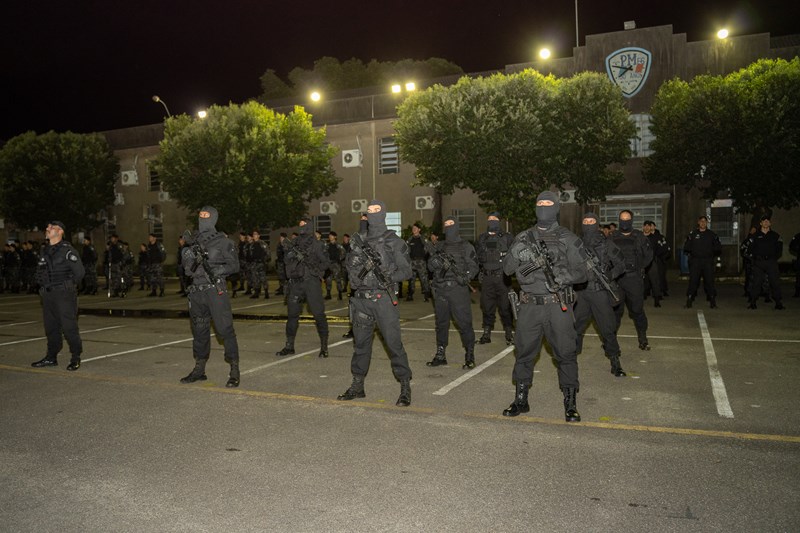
top-left (2, 0), bottom-right (798, 139)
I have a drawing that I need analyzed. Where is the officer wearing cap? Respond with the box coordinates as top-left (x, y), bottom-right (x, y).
top-left (31, 221), bottom-right (85, 371)
top-left (683, 215), bottom-right (722, 309)
top-left (746, 215), bottom-right (784, 310)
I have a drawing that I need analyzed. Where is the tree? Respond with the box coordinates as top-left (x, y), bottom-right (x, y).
top-left (154, 101), bottom-right (339, 232)
top-left (645, 57), bottom-right (800, 213)
top-left (0, 130), bottom-right (119, 235)
top-left (394, 70), bottom-right (634, 225)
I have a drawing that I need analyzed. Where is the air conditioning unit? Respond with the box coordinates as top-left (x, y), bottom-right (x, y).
top-left (342, 149), bottom-right (362, 168)
top-left (120, 170), bottom-right (138, 186)
top-left (416, 196), bottom-right (434, 210)
top-left (114, 193), bottom-right (125, 206)
top-left (158, 191), bottom-right (171, 202)
top-left (351, 199), bottom-right (368, 213)
top-left (320, 201), bottom-right (338, 215)
top-left (559, 189), bottom-right (577, 204)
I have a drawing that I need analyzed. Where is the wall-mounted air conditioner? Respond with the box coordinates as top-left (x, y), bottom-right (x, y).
top-left (351, 199), bottom-right (368, 213)
top-left (559, 189), bottom-right (577, 204)
top-left (120, 170), bottom-right (138, 186)
top-left (342, 149), bottom-right (362, 168)
top-left (415, 196), bottom-right (434, 210)
top-left (320, 201), bottom-right (338, 215)
top-left (158, 191), bottom-right (171, 202)
top-left (114, 193), bottom-right (125, 206)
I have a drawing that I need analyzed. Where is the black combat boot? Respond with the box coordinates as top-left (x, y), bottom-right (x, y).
top-left (684, 296), bottom-right (693, 308)
top-left (609, 354), bottom-right (626, 377)
top-left (654, 296), bottom-right (662, 308)
top-left (502, 382), bottom-right (530, 417)
top-left (424, 292), bottom-right (430, 303)
top-left (638, 341), bottom-right (650, 351)
top-left (244, 287), bottom-right (252, 295)
top-left (462, 345), bottom-right (475, 369)
top-left (342, 328), bottom-right (354, 339)
top-left (226, 361), bottom-right (240, 388)
top-left (67, 357), bottom-right (81, 371)
top-left (396, 379), bottom-right (411, 407)
top-left (325, 290), bottom-right (332, 300)
top-left (710, 297), bottom-right (717, 309)
top-left (563, 387), bottom-right (581, 422)
top-left (478, 327), bottom-right (492, 344)
top-left (180, 358), bottom-right (208, 384)
top-left (504, 327), bottom-right (514, 345)
top-left (337, 375), bottom-right (366, 400)
top-left (426, 345), bottom-right (447, 367)
top-left (147, 289), bottom-right (157, 297)
top-left (338, 292), bottom-right (343, 300)
top-left (276, 337), bottom-right (295, 356)
top-left (264, 290), bottom-right (270, 299)
top-left (250, 288), bottom-right (261, 299)
top-left (775, 301), bottom-right (785, 310)
top-left (747, 300), bottom-right (757, 309)
top-left (319, 335), bottom-right (329, 358)
top-left (31, 356), bottom-right (58, 368)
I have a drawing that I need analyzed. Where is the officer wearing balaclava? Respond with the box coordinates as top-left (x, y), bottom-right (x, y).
top-left (503, 191), bottom-right (587, 422)
top-left (573, 212), bottom-right (628, 377)
top-left (425, 215), bottom-right (479, 369)
top-left (475, 211), bottom-right (515, 346)
top-left (338, 200), bottom-right (414, 407)
top-left (277, 215), bottom-right (331, 358)
top-left (179, 206), bottom-right (241, 388)
top-left (610, 210), bottom-right (653, 351)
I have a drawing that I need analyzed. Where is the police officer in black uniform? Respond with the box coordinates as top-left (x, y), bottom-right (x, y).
top-left (146, 233), bottom-right (167, 297)
top-left (643, 220), bottom-right (670, 306)
top-left (337, 200), bottom-right (414, 406)
top-left (31, 221), bottom-right (85, 371)
top-left (80, 237), bottom-right (98, 295)
top-left (610, 210), bottom-right (653, 351)
top-left (683, 215), bottom-right (722, 308)
top-left (180, 206), bottom-right (242, 387)
top-left (790, 231), bottom-right (800, 298)
top-left (405, 223), bottom-right (430, 301)
top-left (276, 216), bottom-right (330, 357)
top-left (426, 216), bottom-right (479, 369)
top-left (502, 192), bottom-right (587, 421)
top-left (746, 215), bottom-right (784, 310)
top-left (475, 211), bottom-right (515, 345)
top-left (573, 212), bottom-right (627, 376)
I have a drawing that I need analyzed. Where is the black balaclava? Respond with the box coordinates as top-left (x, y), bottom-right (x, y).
top-left (581, 212), bottom-right (602, 245)
top-left (444, 216), bottom-right (461, 242)
top-left (199, 206), bottom-right (218, 233)
top-left (298, 215), bottom-right (313, 235)
top-left (487, 211), bottom-right (501, 233)
top-left (619, 211), bottom-right (633, 233)
top-left (366, 200), bottom-right (387, 238)
top-left (535, 191), bottom-right (560, 228)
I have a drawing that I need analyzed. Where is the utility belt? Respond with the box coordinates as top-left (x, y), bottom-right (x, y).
top-left (187, 283), bottom-right (215, 293)
top-left (40, 281), bottom-right (75, 293)
top-left (434, 279), bottom-right (466, 289)
top-left (519, 287), bottom-right (576, 306)
top-left (353, 288), bottom-right (392, 300)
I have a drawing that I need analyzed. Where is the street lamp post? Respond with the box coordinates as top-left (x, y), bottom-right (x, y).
top-left (152, 95), bottom-right (171, 117)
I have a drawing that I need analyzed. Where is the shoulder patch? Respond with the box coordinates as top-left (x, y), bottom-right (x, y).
top-left (67, 251), bottom-right (79, 262)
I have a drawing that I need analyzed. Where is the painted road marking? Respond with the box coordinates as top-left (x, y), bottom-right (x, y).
top-left (242, 339), bottom-right (353, 375)
top-left (0, 321), bottom-right (37, 328)
top-left (0, 325), bottom-right (125, 347)
top-left (433, 345), bottom-right (515, 396)
top-left (698, 310), bottom-right (734, 418)
top-left (83, 337), bottom-right (195, 362)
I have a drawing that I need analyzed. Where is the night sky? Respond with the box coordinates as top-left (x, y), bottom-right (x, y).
top-left (2, 0), bottom-right (798, 140)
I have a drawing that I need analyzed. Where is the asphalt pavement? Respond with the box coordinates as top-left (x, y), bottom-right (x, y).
top-left (1, 278), bottom-right (798, 532)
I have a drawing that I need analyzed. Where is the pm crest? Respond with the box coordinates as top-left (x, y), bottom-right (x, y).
top-left (605, 47), bottom-right (652, 98)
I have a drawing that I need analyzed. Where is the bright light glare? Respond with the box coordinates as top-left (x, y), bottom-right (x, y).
top-left (197, 110), bottom-right (207, 119)
top-left (405, 82), bottom-right (416, 92)
top-left (391, 84), bottom-right (402, 94)
top-left (310, 91), bottom-right (321, 102)
top-left (539, 48), bottom-right (551, 60)
top-left (717, 28), bottom-right (729, 39)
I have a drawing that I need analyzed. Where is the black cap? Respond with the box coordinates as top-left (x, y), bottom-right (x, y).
top-left (643, 220), bottom-right (655, 226)
top-left (49, 220), bottom-right (66, 232)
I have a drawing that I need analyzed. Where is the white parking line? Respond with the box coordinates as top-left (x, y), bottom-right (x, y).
top-left (0, 321), bottom-right (37, 328)
top-left (0, 325), bottom-right (125, 347)
top-left (232, 300), bottom-right (285, 311)
top-left (326, 306), bottom-right (349, 314)
top-left (697, 311), bottom-right (734, 418)
top-left (433, 345), bottom-right (515, 396)
top-left (83, 337), bottom-right (195, 362)
top-left (242, 339), bottom-right (353, 375)
top-left (416, 313), bottom-right (435, 321)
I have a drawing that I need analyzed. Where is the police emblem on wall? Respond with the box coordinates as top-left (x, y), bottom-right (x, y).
top-left (605, 47), bottom-right (652, 98)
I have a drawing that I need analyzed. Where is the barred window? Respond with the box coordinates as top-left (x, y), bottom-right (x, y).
top-left (629, 114), bottom-right (655, 158)
top-left (599, 202), bottom-right (663, 230)
top-left (710, 201), bottom-right (735, 245)
top-left (386, 212), bottom-right (402, 236)
top-left (150, 221), bottom-right (164, 240)
top-left (313, 215), bottom-right (332, 237)
top-left (379, 136), bottom-right (399, 174)
top-left (148, 164), bottom-right (161, 192)
top-left (451, 208), bottom-right (476, 242)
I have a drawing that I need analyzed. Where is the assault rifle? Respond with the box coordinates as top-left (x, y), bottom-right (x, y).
top-left (183, 231), bottom-right (226, 295)
top-left (431, 249), bottom-right (470, 287)
top-left (583, 247), bottom-right (620, 304)
top-left (518, 237), bottom-right (567, 312)
top-left (282, 238), bottom-right (306, 264)
top-left (352, 232), bottom-right (397, 305)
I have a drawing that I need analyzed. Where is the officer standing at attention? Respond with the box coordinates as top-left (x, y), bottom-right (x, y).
top-left (683, 215), bottom-right (722, 308)
top-left (573, 213), bottom-right (627, 376)
top-left (502, 192), bottom-right (587, 421)
top-left (276, 216), bottom-right (331, 357)
top-left (337, 200), bottom-right (414, 406)
top-left (80, 236), bottom-right (98, 295)
top-left (610, 210), bottom-right (653, 351)
top-left (249, 230), bottom-right (270, 299)
top-left (426, 216), bottom-right (479, 369)
top-left (146, 233), bottom-right (167, 297)
top-left (405, 223), bottom-right (430, 302)
top-left (746, 214), bottom-right (785, 310)
top-left (31, 221), bottom-right (85, 371)
top-left (180, 206), bottom-right (242, 387)
top-left (475, 211), bottom-right (515, 345)
top-left (323, 231), bottom-right (346, 300)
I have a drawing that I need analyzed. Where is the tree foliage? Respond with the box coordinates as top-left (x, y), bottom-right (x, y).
top-left (645, 57), bottom-right (800, 213)
top-left (0, 131), bottom-right (119, 234)
top-left (259, 57), bottom-right (464, 101)
top-left (154, 101), bottom-right (339, 232)
top-left (394, 70), bottom-right (634, 225)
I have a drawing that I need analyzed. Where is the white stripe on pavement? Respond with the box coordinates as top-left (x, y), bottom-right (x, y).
top-left (0, 325), bottom-right (125, 347)
top-left (697, 310), bottom-right (734, 418)
top-left (82, 337), bottom-right (195, 362)
top-left (242, 339), bottom-right (353, 375)
top-left (433, 345), bottom-right (515, 396)
top-left (0, 321), bottom-right (37, 328)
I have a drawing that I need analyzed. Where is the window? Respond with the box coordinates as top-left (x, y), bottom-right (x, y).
top-left (313, 215), bottom-right (332, 237)
top-left (148, 163), bottom-right (161, 192)
top-left (386, 212), bottom-right (402, 236)
top-left (143, 204), bottom-right (162, 222)
top-left (710, 200), bottom-right (736, 245)
top-left (150, 221), bottom-right (164, 240)
top-left (106, 217), bottom-right (117, 234)
top-left (379, 136), bottom-right (399, 174)
top-left (629, 114), bottom-right (655, 158)
top-left (452, 208), bottom-right (476, 241)
top-left (599, 202), bottom-right (663, 230)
